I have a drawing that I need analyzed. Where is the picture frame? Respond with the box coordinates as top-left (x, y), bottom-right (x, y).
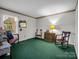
top-left (19, 20), bottom-right (27, 28)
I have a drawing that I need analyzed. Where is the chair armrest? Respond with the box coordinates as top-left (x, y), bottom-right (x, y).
top-left (13, 34), bottom-right (19, 43)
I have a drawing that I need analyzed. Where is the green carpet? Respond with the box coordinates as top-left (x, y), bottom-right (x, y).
top-left (2, 38), bottom-right (77, 59)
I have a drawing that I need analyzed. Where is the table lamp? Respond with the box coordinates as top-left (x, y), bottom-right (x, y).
top-left (50, 24), bottom-right (55, 32)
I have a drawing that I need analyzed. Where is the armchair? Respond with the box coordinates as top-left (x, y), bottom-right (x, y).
top-left (55, 31), bottom-right (71, 46)
top-left (5, 30), bottom-right (19, 44)
top-left (7, 34), bottom-right (19, 44)
top-left (35, 29), bottom-right (42, 38)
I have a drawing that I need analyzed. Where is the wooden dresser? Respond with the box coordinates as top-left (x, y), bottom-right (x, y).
top-left (44, 32), bottom-right (56, 42)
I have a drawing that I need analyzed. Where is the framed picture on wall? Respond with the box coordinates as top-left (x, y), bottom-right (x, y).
top-left (19, 20), bottom-right (27, 28)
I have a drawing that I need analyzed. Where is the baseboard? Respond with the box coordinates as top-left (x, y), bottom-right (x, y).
top-left (18, 37), bottom-right (35, 43)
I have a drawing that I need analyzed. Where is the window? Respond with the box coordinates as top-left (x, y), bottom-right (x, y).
top-left (3, 15), bottom-right (18, 33)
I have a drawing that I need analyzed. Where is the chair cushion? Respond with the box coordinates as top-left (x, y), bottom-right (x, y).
top-left (56, 35), bottom-right (62, 39)
top-left (6, 31), bottom-right (14, 39)
top-left (9, 35), bottom-right (18, 44)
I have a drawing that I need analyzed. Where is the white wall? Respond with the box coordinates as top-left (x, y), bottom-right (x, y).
top-left (0, 9), bottom-right (77, 45)
top-left (37, 12), bottom-right (75, 44)
top-left (0, 9), bottom-right (36, 41)
top-left (74, 7), bottom-right (78, 56)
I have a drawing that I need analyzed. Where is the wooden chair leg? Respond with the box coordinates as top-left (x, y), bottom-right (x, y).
top-left (55, 40), bottom-right (57, 44)
top-left (61, 42), bottom-right (63, 46)
top-left (67, 42), bottom-right (69, 47)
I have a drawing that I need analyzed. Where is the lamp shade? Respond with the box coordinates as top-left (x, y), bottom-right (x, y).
top-left (50, 24), bottom-right (55, 30)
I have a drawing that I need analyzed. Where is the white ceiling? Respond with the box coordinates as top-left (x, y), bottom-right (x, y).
top-left (0, 0), bottom-right (77, 18)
